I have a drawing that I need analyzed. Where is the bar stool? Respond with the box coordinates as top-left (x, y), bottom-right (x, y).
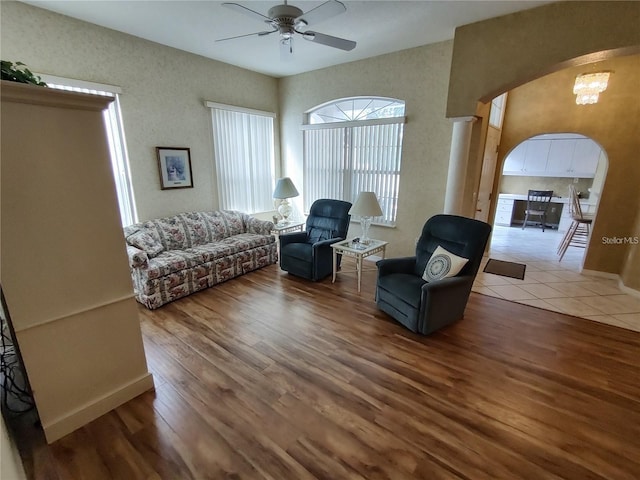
top-left (557, 185), bottom-right (593, 261)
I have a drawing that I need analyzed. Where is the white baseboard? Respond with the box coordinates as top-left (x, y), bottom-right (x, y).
top-left (580, 268), bottom-right (619, 280)
top-left (581, 269), bottom-right (640, 299)
top-left (620, 282), bottom-right (640, 299)
top-left (42, 373), bottom-right (154, 444)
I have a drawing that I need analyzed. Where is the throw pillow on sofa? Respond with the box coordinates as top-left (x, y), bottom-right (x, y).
top-left (128, 231), bottom-right (163, 258)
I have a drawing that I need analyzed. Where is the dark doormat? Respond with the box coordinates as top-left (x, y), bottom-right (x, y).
top-left (483, 258), bottom-right (526, 280)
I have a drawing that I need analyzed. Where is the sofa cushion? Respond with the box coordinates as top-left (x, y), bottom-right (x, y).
top-left (184, 243), bottom-right (238, 264)
top-left (179, 212), bottom-right (211, 247)
top-left (219, 232), bottom-right (273, 252)
top-left (140, 233), bottom-right (275, 280)
top-left (144, 250), bottom-right (200, 280)
top-left (201, 211), bottom-right (231, 241)
top-left (127, 231), bottom-right (164, 257)
top-left (221, 210), bottom-right (246, 236)
top-left (152, 216), bottom-right (190, 250)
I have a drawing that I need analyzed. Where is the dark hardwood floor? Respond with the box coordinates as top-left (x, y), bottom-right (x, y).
top-left (8, 262), bottom-right (640, 479)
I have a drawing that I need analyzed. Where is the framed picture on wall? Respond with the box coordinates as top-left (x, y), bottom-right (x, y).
top-left (156, 146), bottom-right (193, 189)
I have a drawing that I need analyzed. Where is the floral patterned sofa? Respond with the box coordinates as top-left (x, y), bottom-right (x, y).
top-left (124, 210), bottom-right (277, 309)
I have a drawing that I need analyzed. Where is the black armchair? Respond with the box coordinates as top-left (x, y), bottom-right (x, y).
top-left (279, 199), bottom-right (352, 281)
top-left (376, 214), bottom-right (491, 334)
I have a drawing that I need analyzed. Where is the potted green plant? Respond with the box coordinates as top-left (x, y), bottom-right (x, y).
top-left (1, 61), bottom-right (47, 86)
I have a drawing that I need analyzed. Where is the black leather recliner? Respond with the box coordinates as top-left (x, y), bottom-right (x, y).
top-left (376, 214), bottom-right (491, 334)
top-left (279, 199), bottom-right (352, 281)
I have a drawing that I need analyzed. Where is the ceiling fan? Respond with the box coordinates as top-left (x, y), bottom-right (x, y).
top-left (217, 0), bottom-right (356, 56)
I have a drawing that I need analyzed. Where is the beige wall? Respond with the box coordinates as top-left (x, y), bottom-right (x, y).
top-left (0, 1), bottom-right (279, 222)
top-left (499, 176), bottom-right (594, 198)
top-left (447, 1), bottom-right (640, 118)
top-left (498, 54), bottom-right (640, 278)
top-left (279, 42), bottom-right (454, 257)
top-left (622, 210), bottom-right (640, 291)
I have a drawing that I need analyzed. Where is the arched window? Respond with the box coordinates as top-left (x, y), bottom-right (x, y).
top-left (302, 97), bottom-right (406, 225)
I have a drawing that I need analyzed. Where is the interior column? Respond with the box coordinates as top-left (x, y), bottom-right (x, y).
top-left (444, 116), bottom-right (477, 215)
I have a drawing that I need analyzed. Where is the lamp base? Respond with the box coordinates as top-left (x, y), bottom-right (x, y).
top-left (278, 199), bottom-right (292, 225)
top-left (360, 216), bottom-right (373, 244)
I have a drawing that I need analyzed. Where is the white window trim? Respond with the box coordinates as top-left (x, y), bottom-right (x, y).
top-left (204, 101), bottom-right (275, 118)
top-left (301, 116), bottom-right (407, 130)
top-left (39, 73), bottom-right (138, 227)
top-left (38, 74), bottom-right (122, 95)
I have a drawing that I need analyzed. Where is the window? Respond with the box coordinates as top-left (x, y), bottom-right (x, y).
top-left (303, 97), bottom-right (406, 225)
top-left (206, 102), bottom-right (276, 214)
top-left (489, 92), bottom-right (507, 129)
top-left (40, 74), bottom-right (138, 227)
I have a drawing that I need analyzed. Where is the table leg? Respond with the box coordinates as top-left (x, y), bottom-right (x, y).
top-left (357, 254), bottom-right (362, 293)
top-left (332, 250), bottom-right (337, 283)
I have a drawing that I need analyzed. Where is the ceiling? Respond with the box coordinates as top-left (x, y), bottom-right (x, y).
top-left (23, 0), bottom-right (552, 78)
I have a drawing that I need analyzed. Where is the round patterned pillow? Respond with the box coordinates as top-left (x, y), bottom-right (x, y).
top-left (424, 253), bottom-right (452, 281)
top-left (422, 245), bottom-right (468, 282)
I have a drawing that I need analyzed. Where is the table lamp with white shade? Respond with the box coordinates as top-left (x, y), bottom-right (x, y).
top-left (349, 191), bottom-right (383, 245)
top-left (273, 177), bottom-right (299, 224)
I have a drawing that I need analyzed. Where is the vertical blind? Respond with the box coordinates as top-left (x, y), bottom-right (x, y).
top-left (41, 75), bottom-right (138, 227)
top-left (209, 106), bottom-right (276, 214)
top-left (304, 121), bottom-right (404, 225)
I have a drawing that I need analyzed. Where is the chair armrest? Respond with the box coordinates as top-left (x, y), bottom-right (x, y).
top-left (126, 245), bottom-right (149, 268)
top-left (279, 231), bottom-right (309, 247)
top-left (421, 274), bottom-right (472, 295)
top-left (312, 237), bottom-right (345, 250)
top-left (376, 256), bottom-right (416, 276)
top-left (418, 274), bottom-right (474, 334)
top-left (245, 216), bottom-right (274, 235)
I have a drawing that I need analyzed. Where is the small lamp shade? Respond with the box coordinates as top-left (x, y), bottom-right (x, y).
top-left (349, 192), bottom-right (383, 217)
top-left (273, 177), bottom-right (299, 199)
top-left (349, 192), bottom-right (382, 245)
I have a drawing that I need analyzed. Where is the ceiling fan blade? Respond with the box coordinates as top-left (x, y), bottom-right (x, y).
top-left (302, 31), bottom-right (356, 51)
top-left (296, 0), bottom-right (346, 26)
top-left (222, 2), bottom-right (271, 22)
top-left (216, 30), bottom-right (277, 42)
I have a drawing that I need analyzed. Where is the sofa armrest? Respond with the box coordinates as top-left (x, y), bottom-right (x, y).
top-left (244, 215), bottom-right (275, 235)
top-left (126, 245), bottom-right (149, 268)
top-left (376, 256), bottom-right (416, 277)
top-left (279, 231), bottom-right (309, 247)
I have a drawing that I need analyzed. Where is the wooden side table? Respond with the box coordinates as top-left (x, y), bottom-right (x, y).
top-left (331, 239), bottom-right (388, 292)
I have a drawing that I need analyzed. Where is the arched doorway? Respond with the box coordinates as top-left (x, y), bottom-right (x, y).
top-left (491, 133), bottom-right (608, 267)
top-left (444, 1), bottom-right (640, 291)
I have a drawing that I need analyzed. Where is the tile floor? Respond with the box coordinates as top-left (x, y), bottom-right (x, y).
top-left (473, 225), bottom-right (640, 332)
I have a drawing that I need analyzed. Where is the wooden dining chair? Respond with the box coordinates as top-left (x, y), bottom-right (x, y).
top-left (522, 190), bottom-right (554, 231)
top-left (557, 185), bottom-right (593, 261)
